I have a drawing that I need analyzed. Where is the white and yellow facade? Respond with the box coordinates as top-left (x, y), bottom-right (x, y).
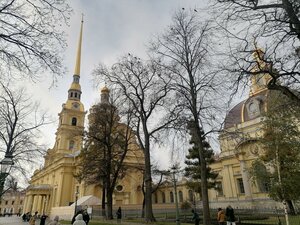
top-left (23, 20), bottom-right (145, 216)
top-left (207, 49), bottom-right (283, 209)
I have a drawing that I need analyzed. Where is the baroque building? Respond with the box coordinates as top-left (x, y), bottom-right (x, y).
top-left (0, 190), bottom-right (25, 215)
top-left (207, 49), bottom-right (284, 209)
top-left (23, 20), bottom-right (145, 217)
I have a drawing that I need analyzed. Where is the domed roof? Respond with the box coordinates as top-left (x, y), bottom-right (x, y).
top-left (224, 90), bottom-right (268, 129)
top-left (101, 86), bottom-right (110, 93)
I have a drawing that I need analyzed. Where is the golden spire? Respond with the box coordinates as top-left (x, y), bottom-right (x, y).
top-left (74, 14), bottom-right (84, 76)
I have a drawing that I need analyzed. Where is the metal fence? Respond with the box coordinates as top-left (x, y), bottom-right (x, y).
top-left (90, 206), bottom-right (300, 225)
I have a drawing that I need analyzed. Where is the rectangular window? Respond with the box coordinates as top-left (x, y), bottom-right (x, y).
top-left (258, 181), bottom-right (270, 193)
top-left (216, 182), bottom-right (223, 196)
top-left (237, 178), bottom-right (245, 194)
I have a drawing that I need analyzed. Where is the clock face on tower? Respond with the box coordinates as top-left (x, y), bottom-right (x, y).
top-left (72, 102), bottom-right (80, 110)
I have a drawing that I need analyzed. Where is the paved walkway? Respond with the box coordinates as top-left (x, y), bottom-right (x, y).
top-left (0, 216), bottom-right (51, 225)
top-left (0, 216), bottom-right (25, 225)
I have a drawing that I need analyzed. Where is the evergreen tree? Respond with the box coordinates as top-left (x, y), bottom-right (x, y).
top-left (184, 121), bottom-right (218, 196)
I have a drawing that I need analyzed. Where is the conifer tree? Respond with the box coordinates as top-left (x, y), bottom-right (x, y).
top-left (184, 121), bottom-right (218, 196)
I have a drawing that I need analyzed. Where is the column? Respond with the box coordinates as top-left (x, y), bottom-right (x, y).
top-left (240, 160), bottom-right (252, 198)
top-left (32, 195), bottom-right (38, 213)
top-left (22, 196), bottom-right (28, 214)
top-left (38, 195), bottom-right (44, 214)
top-left (25, 195), bottom-right (34, 213)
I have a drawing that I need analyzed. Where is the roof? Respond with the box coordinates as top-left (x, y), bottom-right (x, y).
top-left (224, 90), bottom-right (268, 129)
top-left (70, 195), bottom-right (101, 206)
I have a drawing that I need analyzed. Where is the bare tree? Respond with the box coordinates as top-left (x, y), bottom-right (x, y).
top-left (94, 56), bottom-right (179, 222)
top-left (150, 10), bottom-right (229, 225)
top-left (0, 81), bottom-right (48, 196)
top-left (78, 92), bottom-right (141, 219)
top-left (0, 0), bottom-right (71, 82)
top-left (213, 0), bottom-right (300, 103)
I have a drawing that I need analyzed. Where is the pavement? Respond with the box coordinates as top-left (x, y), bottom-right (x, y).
top-left (0, 216), bottom-right (49, 225)
top-left (0, 216), bottom-right (24, 225)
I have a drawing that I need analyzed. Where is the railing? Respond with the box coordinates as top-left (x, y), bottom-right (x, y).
top-left (90, 206), bottom-right (300, 225)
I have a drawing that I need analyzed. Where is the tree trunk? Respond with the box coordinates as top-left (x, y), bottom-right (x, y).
top-left (144, 138), bottom-right (155, 222)
top-left (107, 188), bottom-right (113, 220)
top-left (101, 185), bottom-right (106, 217)
top-left (286, 200), bottom-right (296, 215)
top-left (196, 125), bottom-right (211, 225)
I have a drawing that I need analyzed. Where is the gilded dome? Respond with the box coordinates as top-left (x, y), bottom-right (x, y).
top-left (101, 86), bottom-right (110, 93)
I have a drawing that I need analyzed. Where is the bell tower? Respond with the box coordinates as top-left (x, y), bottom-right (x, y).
top-left (50, 17), bottom-right (86, 157)
top-left (249, 48), bottom-right (272, 96)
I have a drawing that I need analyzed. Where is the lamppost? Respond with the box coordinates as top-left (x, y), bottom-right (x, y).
top-left (74, 189), bottom-right (79, 215)
top-left (170, 165), bottom-right (181, 225)
top-left (0, 154), bottom-right (14, 197)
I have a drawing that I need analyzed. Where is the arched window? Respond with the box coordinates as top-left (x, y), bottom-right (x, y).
top-left (72, 117), bottom-right (77, 126)
top-left (179, 191), bottom-right (183, 202)
top-left (188, 190), bottom-right (194, 202)
top-left (70, 92), bottom-right (73, 98)
top-left (69, 140), bottom-right (75, 150)
top-left (162, 192), bottom-right (166, 203)
top-left (75, 93), bottom-right (78, 98)
top-left (170, 191), bottom-right (174, 203)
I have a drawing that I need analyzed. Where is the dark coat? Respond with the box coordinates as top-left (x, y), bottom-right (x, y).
top-left (116, 208), bottom-right (122, 219)
top-left (225, 206), bottom-right (235, 222)
top-left (82, 212), bottom-right (90, 224)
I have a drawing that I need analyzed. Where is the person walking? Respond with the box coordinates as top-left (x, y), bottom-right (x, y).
top-left (29, 211), bottom-right (38, 225)
top-left (225, 205), bottom-right (236, 225)
top-left (71, 210), bottom-right (83, 224)
top-left (191, 209), bottom-right (200, 225)
top-left (217, 208), bottom-right (226, 225)
top-left (116, 207), bottom-right (122, 224)
top-left (47, 216), bottom-right (60, 225)
top-left (73, 214), bottom-right (86, 225)
top-left (40, 214), bottom-right (48, 225)
top-left (82, 210), bottom-right (90, 225)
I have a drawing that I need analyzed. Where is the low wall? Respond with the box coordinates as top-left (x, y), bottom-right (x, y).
top-left (50, 206), bottom-right (75, 220)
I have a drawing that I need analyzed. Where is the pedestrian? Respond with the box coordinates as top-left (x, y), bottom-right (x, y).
top-left (116, 207), bottom-right (122, 223)
top-left (73, 214), bottom-right (86, 225)
top-left (82, 210), bottom-right (90, 225)
top-left (22, 213), bottom-right (27, 222)
top-left (71, 210), bottom-right (83, 224)
top-left (47, 215), bottom-right (60, 225)
top-left (225, 205), bottom-right (236, 225)
top-left (29, 211), bottom-right (38, 225)
top-left (191, 209), bottom-right (200, 225)
top-left (217, 208), bottom-right (225, 225)
top-left (40, 214), bottom-right (48, 225)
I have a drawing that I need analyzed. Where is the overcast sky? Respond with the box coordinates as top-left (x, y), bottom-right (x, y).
top-left (25, 0), bottom-right (210, 175)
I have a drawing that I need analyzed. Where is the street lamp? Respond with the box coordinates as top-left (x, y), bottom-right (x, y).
top-left (74, 189), bottom-right (79, 215)
top-left (170, 165), bottom-right (181, 225)
top-left (0, 155), bottom-right (14, 196)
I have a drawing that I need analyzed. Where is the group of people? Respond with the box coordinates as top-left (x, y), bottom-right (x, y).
top-left (192, 205), bottom-right (237, 225)
top-left (71, 209), bottom-right (90, 225)
top-left (22, 211), bottom-right (59, 225)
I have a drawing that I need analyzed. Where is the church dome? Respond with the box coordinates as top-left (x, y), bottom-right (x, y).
top-left (101, 86), bottom-right (110, 93)
top-left (224, 90), bottom-right (268, 129)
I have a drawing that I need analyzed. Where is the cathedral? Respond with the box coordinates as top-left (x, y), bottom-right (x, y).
top-left (22, 20), bottom-right (145, 217)
top-left (23, 21), bottom-right (290, 218)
